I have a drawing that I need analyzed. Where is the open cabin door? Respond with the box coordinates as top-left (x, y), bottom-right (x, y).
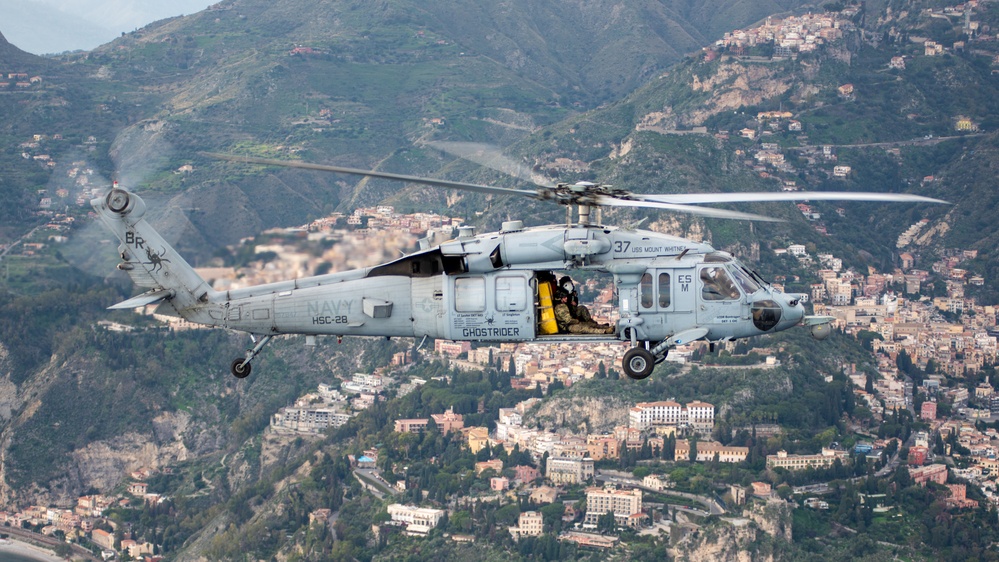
top-left (445, 272), bottom-right (534, 342)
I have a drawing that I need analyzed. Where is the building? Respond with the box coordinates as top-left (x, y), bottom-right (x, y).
top-left (475, 459), bottom-right (503, 475)
top-left (628, 400), bottom-right (715, 433)
top-left (272, 406), bottom-right (352, 433)
top-left (530, 485), bottom-right (558, 505)
top-left (394, 418), bottom-right (429, 433)
top-left (513, 465), bottom-right (541, 484)
top-left (583, 486), bottom-right (644, 528)
top-left (730, 485), bottom-right (747, 505)
top-left (675, 440), bottom-right (749, 463)
top-left (642, 474), bottom-right (671, 491)
top-left (921, 401), bottom-right (937, 421)
top-left (945, 484), bottom-right (978, 509)
top-left (387, 504), bottom-right (445, 536)
top-left (435, 340), bottom-right (471, 357)
top-left (765, 448), bottom-right (849, 470)
top-left (751, 482), bottom-right (772, 497)
top-left (91, 528), bottom-right (115, 550)
top-left (586, 436), bottom-right (620, 461)
top-left (558, 532), bottom-right (618, 550)
top-left (910, 464), bottom-right (947, 486)
top-left (466, 426), bottom-right (490, 453)
top-left (430, 407), bottom-right (465, 433)
top-left (546, 456), bottom-right (594, 485)
top-left (509, 511), bottom-right (544, 539)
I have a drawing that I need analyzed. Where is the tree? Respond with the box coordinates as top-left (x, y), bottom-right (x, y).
top-left (688, 438), bottom-right (698, 462)
top-left (597, 510), bottom-right (616, 532)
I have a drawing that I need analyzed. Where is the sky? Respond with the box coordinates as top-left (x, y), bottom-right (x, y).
top-left (1, 0), bottom-right (215, 55)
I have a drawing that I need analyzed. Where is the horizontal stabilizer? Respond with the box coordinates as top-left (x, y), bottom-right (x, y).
top-left (109, 289), bottom-right (174, 310)
top-left (801, 315), bottom-right (836, 326)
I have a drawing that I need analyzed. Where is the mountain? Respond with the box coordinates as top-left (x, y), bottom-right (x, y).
top-left (0, 30), bottom-right (51, 67)
top-left (0, 0), bottom-right (819, 254)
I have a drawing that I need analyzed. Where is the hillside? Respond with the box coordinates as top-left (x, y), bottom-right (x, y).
top-left (0, 0), bottom-right (816, 253)
top-left (503, 1), bottom-right (999, 297)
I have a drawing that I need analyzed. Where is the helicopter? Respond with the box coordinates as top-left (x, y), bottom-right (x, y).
top-left (91, 152), bottom-right (947, 380)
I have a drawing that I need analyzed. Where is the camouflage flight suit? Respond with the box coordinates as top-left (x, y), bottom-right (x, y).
top-left (554, 301), bottom-right (614, 334)
top-left (568, 300), bottom-right (594, 323)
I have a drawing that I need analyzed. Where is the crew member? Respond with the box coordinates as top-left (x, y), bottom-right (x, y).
top-left (553, 276), bottom-right (614, 334)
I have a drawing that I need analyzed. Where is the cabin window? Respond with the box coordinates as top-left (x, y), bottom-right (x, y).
top-left (658, 273), bottom-right (671, 308)
top-left (700, 267), bottom-right (740, 301)
top-left (496, 276), bottom-right (526, 311)
top-left (640, 273), bottom-right (654, 309)
top-left (454, 277), bottom-right (486, 312)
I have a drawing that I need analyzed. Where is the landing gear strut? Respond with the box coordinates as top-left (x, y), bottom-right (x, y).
top-left (231, 335), bottom-right (272, 378)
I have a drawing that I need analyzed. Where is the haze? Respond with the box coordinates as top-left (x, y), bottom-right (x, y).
top-left (0, 0), bottom-right (215, 55)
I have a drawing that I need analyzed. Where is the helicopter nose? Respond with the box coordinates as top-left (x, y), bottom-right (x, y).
top-left (782, 293), bottom-right (806, 327)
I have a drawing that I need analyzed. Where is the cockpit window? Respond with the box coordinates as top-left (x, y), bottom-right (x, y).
top-left (730, 265), bottom-right (762, 294)
top-left (701, 266), bottom-right (741, 301)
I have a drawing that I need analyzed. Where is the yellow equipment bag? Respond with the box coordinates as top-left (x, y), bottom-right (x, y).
top-left (538, 281), bottom-right (558, 335)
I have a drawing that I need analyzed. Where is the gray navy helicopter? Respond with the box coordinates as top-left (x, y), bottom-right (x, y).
top-left (91, 153), bottom-right (947, 380)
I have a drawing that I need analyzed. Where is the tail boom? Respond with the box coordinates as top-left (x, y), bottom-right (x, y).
top-left (92, 186), bottom-right (222, 325)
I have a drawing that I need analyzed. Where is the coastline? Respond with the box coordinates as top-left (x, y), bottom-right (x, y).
top-left (0, 538), bottom-right (64, 562)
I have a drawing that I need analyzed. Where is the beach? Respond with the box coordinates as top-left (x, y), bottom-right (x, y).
top-left (0, 539), bottom-right (64, 562)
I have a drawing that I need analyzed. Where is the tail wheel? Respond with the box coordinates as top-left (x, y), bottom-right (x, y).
top-left (622, 347), bottom-right (655, 380)
top-left (231, 358), bottom-right (251, 379)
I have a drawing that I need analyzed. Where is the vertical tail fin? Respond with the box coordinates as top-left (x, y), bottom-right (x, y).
top-left (92, 185), bottom-right (220, 320)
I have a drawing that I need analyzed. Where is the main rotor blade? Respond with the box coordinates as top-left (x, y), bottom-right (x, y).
top-left (638, 191), bottom-right (949, 205)
top-left (202, 152), bottom-right (541, 199)
top-left (424, 141), bottom-right (554, 188)
top-left (597, 196), bottom-right (783, 222)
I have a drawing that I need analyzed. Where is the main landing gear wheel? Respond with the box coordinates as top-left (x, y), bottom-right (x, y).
top-left (623, 347), bottom-right (655, 380)
top-left (229, 335), bottom-right (272, 379)
top-left (231, 358), bottom-right (251, 379)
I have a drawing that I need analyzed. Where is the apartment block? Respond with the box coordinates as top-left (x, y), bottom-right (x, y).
top-left (583, 486), bottom-right (644, 528)
top-left (546, 456), bottom-right (594, 485)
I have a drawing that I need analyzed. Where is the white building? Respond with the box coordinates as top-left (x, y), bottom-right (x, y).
top-left (271, 407), bottom-right (352, 433)
top-left (583, 487), bottom-right (644, 528)
top-left (387, 504), bottom-right (445, 536)
top-left (628, 400), bottom-right (715, 433)
top-left (509, 511), bottom-right (543, 539)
